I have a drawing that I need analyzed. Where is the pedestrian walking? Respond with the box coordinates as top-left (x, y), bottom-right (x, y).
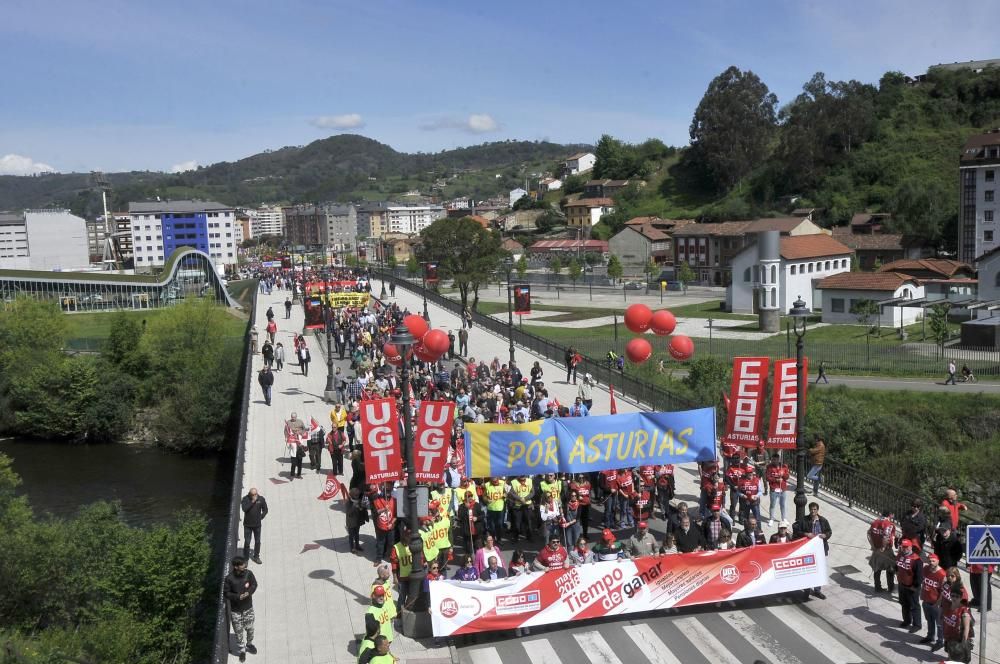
top-left (241, 488), bottom-right (268, 564)
top-left (290, 437), bottom-right (306, 478)
top-left (284, 297), bottom-right (292, 319)
top-left (815, 360), bottom-right (829, 384)
top-left (274, 342), bottom-right (285, 371)
top-left (257, 367), bottom-right (273, 405)
top-left (261, 340), bottom-right (274, 368)
top-left (250, 325), bottom-right (259, 354)
top-left (458, 327), bottom-right (469, 357)
top-left (793, 502), bottom-right (831, 600)
top-left (945, 360), bottom-right (957, 385)
top-left (265, 318), bottom-right (277, 344)
top-left (806, 435), bottom-right (825, 495)
top-left (224, 556), bottom-right (258, 662)
top-left (389, 282), bottom-right (396, 297)
top-left (464, 308), bottom-right (473, 329)
top-left (298, 344), bottom-right (311, 376)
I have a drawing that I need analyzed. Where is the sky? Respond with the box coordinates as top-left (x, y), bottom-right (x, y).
top-left (1, 0), bottom-right (998, 175)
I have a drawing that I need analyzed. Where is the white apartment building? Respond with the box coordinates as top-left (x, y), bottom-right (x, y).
top-left (250, 205), bottom-right (284, 238)
top-left (960, 129), bottom-right (1000, 264)
top-left (129, 200), bottom-right (236, 271)
top-left (0, 209), bottom-right (89, 270)
top-left (385, 205), bottom-right (446, 234)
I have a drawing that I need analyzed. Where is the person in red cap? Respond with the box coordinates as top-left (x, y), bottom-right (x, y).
top-left (627, 521), bottom-right (658, 558)
top-left (920, 553), bottom-right (947, 648)
top-left (365, 584), bottom-right (395, 643)
top-left (896, 538), bottom-right (924, 632)
top-left (593, 528), bottom-right (626, 561)
top-left (868, 508), bottom-right (897, 593)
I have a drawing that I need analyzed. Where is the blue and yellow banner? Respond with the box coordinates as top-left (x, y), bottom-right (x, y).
top-left (463, 409), bottom-right (717, 478)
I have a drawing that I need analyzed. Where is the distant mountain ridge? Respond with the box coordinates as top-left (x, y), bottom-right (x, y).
top-left (0, 135), bottom-right (592, 216)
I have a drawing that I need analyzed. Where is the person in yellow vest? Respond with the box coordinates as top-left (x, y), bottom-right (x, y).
top-left (371, 562), bottom-right (394, 609)
top-left (390, 526), bottom-right (413, 610)
top-left (365, 586), bottom-right (394, 643)
top-left (508, 475), bottom-right (533, 543)
top-left (419, 515), bottom-right (438, 576)
top-left (358, 634), bottom-right (398, 664)
top-left (483, 477), bottom-right (509, 544)
top-left (357, 620), bottom-right (379, 664)
top-left (539, 473), bottom-right (563, 506)
top-left (430, 486), bottom-right (453, 517)
top-left (432, 503), bottom-right (453, 569)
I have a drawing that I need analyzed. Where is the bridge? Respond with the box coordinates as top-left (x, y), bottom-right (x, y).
top-left (213, 275), bottom-right (1000, 664)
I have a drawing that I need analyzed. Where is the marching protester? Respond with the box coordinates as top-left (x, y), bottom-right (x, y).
top-left (793, 502), bottom-right (831, 600)
top-left (868, 509), bottom-right (897, 593)
top-left (240, 487), bottom-right (268, 565)
top-left (224, 557), bottom-right (258, 662)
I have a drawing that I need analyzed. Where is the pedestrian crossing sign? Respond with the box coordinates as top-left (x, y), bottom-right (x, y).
top-left (966, 524), bottom-right (1000, 564)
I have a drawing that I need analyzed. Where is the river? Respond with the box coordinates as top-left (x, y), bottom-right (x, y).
top-left (0, 437), bottom-right (232, 529)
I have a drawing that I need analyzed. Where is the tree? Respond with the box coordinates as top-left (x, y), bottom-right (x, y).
top-left (927, 302), bottom-right (951, 349)
top-left (606, 255), bottom-right (623, 284)
top-left (567, 257), bottom-right (582, 289)
top-left (417, 216), bottom-right (504, 312)
top-left (889, 178), bottom-right (954, 247)
top-left (689, 66), bottom-right (778, 192)
top-left (534, 209), bottom-right (564, 233)
top-left (386, 255), bottom-right (398, 269)
top-left (406, 256), bottom-right (419, 277)
top-left (563, 174), bottom-right (585, 194)
top-left (549, 256), bottom-right (563, 285)
top-left (682, 356), bottom-right (731, 427)
top-left (644, 258), bottom-right (659, 281)
top-left (850, 298), bottom-right (880, 334)
top-left (676, 262), bottom-right (695, 294)
top-left (515, 254), bottom-right (528, 280)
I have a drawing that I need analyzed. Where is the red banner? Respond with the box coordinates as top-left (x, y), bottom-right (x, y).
top-left (722, 357), bottom-right (769, 448)
top-left (424, 262), bottom-right (439, 283)
top-left (360, 398), bottom-right (404, 483)
top-left (513, 284), bottom-right (531, 315)
top-left (766, 358), bottom-right (807, 449)
top-left (431, 537), bottom-right (827, 636)
top-left (317, 474), bottom-right (345, 500)
top-left (414, 401), bottom-right (455, 482)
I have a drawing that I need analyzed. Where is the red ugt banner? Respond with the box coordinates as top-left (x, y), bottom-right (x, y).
top-left (766, 358), bottom-right (808, 449)
top-left (721, 357), bottom-right (769, 448)
top-left (360, 398), bottom-right (404, 483)
top-left (414, 401), bottom-right (455, 482)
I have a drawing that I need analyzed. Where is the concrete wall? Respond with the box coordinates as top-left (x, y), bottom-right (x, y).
top-left (25, 210), bottom-right (90, 270)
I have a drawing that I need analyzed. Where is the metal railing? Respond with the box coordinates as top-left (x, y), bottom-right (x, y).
top-left (377, 270), bottom-right (694, 413)
top-left (821, 457), bottom-right (923, 518)
top-left (211, 284), bottom-right (257, 663)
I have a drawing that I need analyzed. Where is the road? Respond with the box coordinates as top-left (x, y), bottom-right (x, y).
top-left (457, 597), bottom-right (886, 664)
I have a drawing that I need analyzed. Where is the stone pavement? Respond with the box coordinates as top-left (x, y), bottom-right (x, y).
top-left (232, 282), bottom-right (999, 664)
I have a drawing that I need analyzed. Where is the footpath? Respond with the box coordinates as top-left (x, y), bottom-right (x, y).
top-left (231, 283), bottom-right (999, 664)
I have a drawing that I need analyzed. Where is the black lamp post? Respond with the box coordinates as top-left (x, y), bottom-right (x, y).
top-left (504, 257), bottom-right (516, 366)
top-left (789, 295), bottom-right (811, 522)
top-left (323, 291), bottom-right (337, 402)
top-left (419, 262), bottom-right (430, 321)
top-left (389, 323), bottom-right (426, 609)
top-left (379, 241), bottom-right (388, 299)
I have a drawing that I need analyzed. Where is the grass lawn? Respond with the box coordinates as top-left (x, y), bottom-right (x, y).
top-left (473, 298), bottom-right (757, 322)
top-left (65, 308), bottom-right (247, 340)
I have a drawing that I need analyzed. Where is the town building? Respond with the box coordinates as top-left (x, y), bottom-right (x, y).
top-left (727, 233), bottom-right (852, 315)
top-left (249, 205), bottom-right (284, 238)
top-left (817, 272), bottom-right (924, 327)
top-left (85, 218), bottom-right (104, 263)
top-left (380, 232), bottom-right (421, 264)
top-left (563, 152), bottom-right (596, 176)
top-left (564, 198), bottom-right (614, 229)
top-left (385, 204), bottom-right (446, 234)
top-left (609, 218), bottom-right (693, 273)
top-left (509, 188), bottom-right (528, 207)
top-left (0, 209), bottom-right (91, 271)
top-left (501, 238), bottom-right (525, 261)
top-left (282, 204), bottom-right (357, 251)
top-left (538, 177), bottom-right (562, 193)
top-left (498, 209), bottom-right (546, 232)
top-left (583, 179), bottom-right (640, 199)
top-left (527, 239), bottom-right (608, 259)
top-left (959, 128), bottom-right (1000, 263)
top-left (357, 202), bottom-right (388, 239)
top-left (234, 210), bottom-right (249, 244)
top-left (129, 200), bottom-right (237, 271)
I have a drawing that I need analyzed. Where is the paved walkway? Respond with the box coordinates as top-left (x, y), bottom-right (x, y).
top-left (233, 282), bottom-right (999, 664)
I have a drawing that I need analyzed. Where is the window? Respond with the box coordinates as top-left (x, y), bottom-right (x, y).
top-left (808, 263), bottom-right (814, 273)
top-left (790, 265), bottom-right (797, 275)
top-left (986, 231), bottom-right (994, 242)
top-left (996, 273), bottom-right (1000, 288)
top-left (770, 265), bottom-right (776, 282)
top-left (743, 267), bottom-right (751, 283)
top-left (831, 298), bottom-right (844, 313)
top-left (987, 191), bottom-right (995, 202)
top-left (770, 288), bottom-right (776, 308)
top-left (986, 211), bottom-right (994, 223)
top-left (987, 170), bottom-right (996, 182)
top-left (824, 261), bottom-right (831, 270)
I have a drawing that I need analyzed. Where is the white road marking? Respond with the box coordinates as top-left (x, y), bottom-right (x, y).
top-left (674, 616), bottom-right (742, 664)
top-left (622, 623), bottom-right (684, 664)
top-left (573, 630), bottom-right (623, 664)
top-left (766, 604), bottom-right (862, 663)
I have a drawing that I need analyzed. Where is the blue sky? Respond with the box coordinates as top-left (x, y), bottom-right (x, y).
top-left (1, 0), bottom-right (997, 175)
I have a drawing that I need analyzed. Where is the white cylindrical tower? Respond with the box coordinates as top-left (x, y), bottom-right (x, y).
top-left (758, 230), bottom-right (780, 332)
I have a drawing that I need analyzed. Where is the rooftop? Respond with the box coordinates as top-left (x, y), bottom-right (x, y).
top-left (529, 239), bottom-right (608, 250)
top-left (565, 152), bottom-right (593, 161)
top-left (850, 212), bottom-right (891, 227)
top-left (960, 129), bottom-right (1000, 163)
top-left (744, 217), bottom-right (811, 233)
top-left (129, 200), bottom-right (233, 214)
top-left (876, 258), bottom-right (972, 278)
top-left (564, 197), bottom-right (614, 208)
top-left (817, 271), bottom-right (919, 291)
top-left (831, 227), bottom-right (905, 250)
top-left (780, 234), bottom-right (853, 260)
top-left (673, 221), bottom-right (751, 237)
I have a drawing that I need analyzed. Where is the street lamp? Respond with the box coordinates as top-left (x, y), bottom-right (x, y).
top-left (504, 257), bottom-right (516, 366)
top-left (419, 261), bottom-right (430, 321)
top-left (789, 295), bottom-right (811, 522)
top-left (323, 290), bottom-right (337, 402)
top-left (388, 323), bottom-right (426, 610)
top-left (379, 241), bottom-right (388, 299)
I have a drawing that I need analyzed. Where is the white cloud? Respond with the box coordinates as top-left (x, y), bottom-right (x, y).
top-left (420, 113), bottom-right (500, 134)
top-left (0, 153), bottom-right (56, 175)
top-left (170, 160), bottom-right (199, 173)
top-left (310, 113), bottom-right (366, 130)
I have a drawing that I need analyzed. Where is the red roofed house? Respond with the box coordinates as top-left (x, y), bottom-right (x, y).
top-left (727, 234), bottom-right (853, 314)
top-left (817, 271), bottom-right (924, 327)
top-left (528, 239), bottom-right (608, 258)
top-left (563, 198), bottom-right (615, 230)
top-left (610, 218), bottom-right (695, 273)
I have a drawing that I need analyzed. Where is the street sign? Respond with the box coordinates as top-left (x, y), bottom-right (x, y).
top-left (966, 524), bottom-right (1000, 564)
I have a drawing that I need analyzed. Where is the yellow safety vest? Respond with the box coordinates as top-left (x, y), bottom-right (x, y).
top-left (540, 480), bottom-right (561, 501)
top-left (366, 654), bottom-right (395, 664)
top-left (357, 639), bottom-right (375, 664)
top-left (512, 479), bottom-right (533, 506)
top-left (371, 578), bottom-right (394, 606)
top-left (393, 541), bottom-right (412, 578)
top-left (366, 602), bottom-right (395, 642)
top-left (484, 483), bottom-right (507, 511)
top-left (434, 515), bottom-right (452, 549)
top-left (421, 527), bottom-right (438, 563)
top-left (432, 488), bottom-right (453, 514)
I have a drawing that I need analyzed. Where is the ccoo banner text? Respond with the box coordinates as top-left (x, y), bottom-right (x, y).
top-left (431, 537), bottom-right (827, 636)
top-left (463, 408), bottom-right (716, 478)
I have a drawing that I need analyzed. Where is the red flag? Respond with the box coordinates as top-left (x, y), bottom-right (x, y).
top-left (360, 398), bottom-right (404, 483)
top-left (310, 417), bottom-right (321, 432)
top-left (413, 401), bottom-right (455, 483)
top-left (766, 358), bottom-right (808, 449)
top-left (721, 357), bottom-right (770, 448)
top-left (317, 473), bottom-right (341, 500)
top-left (284, 422), bottom-right (297, 446)
top-left (609, 383), bottom-right (618, 415)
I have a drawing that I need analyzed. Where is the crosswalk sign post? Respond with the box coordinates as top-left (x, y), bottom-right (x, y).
top-left (966, 524), bottom-right (999, 664)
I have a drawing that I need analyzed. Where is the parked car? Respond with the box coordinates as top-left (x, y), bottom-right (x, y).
top-left (622, 281), bottom-right (645, 290)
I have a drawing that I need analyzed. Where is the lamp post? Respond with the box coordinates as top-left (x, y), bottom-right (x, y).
top-left (388, 323), bottom-right (426, 611)
top-left (504, 257), bottom-right (516, 366)
top-left (379, 241), bottom-right (388, 299)
top-left (323, 291), bottom-right (337, 402)
top-left (789, 295), bottom-right (811, 522)
top-left (419, 262), bottom-right (430, 321)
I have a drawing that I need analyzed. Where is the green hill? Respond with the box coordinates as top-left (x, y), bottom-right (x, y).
top-left (0, 135), bottom-right (590, 216)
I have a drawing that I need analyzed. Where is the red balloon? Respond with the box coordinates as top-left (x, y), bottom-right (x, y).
top-left (413, 341), bottom-right (438, 362)
top-left (423, 329), bottom-right (450, 356)
top-left (402, 314), bottom-right (429, 341)
top-left (383, 343), bottom-right (403, 366)
top-left (650, 310), bottom-right (676, 336)
top-left (668, 335), bottom-right (694, 361)
top-left (624, 304), bottom-right (653, 334)
top-left (625, 337), bottom-right (653, 364)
